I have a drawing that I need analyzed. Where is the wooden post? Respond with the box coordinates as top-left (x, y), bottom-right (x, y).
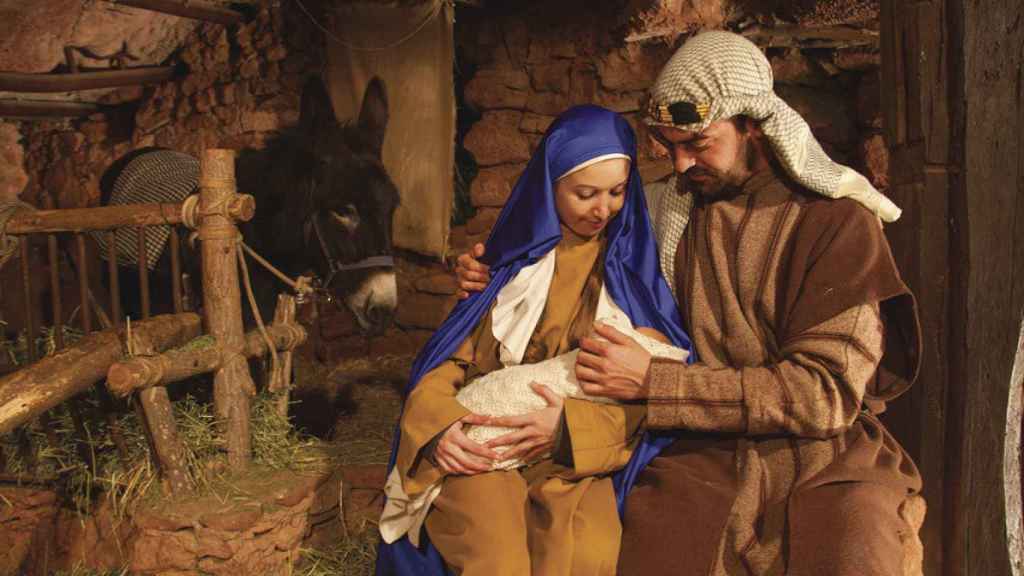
top-left (109, 0), bottom-right (245, 26)
top-left (271, 294), bottom-right (297, 417)
top-left (198, 149), bottom-right (255, 469)
top-left (0, 66), bottom-right (175, 93)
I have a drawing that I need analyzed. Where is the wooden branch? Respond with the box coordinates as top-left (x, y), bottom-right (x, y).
top-left (3, 197), bottom-right (252, 235)
top-left (200, 149), bottom-right (254, 469)
top-left (0, 66), bottom-right (176, 93)
top-left (0, 313), bottom-right (201, 436)
top-left (130, 332), bottom-right (191, 495)
top-left (741, 25), bottom-right (879, 48)
top-left (110, 0), bottom-right (245, 26)
top-left (271, 294), bottom-right (296, 417)
top-left (106, 322), bottom-right (307, 397)
top-left (0, 99), bottom-right (105, 118)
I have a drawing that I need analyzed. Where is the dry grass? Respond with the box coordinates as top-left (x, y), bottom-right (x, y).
top-left (1, 325), bottom-right (413, 576)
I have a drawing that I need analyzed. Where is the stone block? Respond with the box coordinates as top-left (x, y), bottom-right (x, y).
top-left (594, 89), bottom-right (644, 113)
top-left (464, 111), bottom-right (531, 166)
top-left (470, 163), bottom-right (523, 207)
top-left (519, 112), bottom-right (555, 135)
top-left (529, 61), bottom-right (572, 93)
top-left (596, 46), bottom-right (661, 92)
top-left (465, 207), bottom-right (501, 236)
top-left (525, 90), bottom-right (571, 116)
top-left (240, 110), bottom-right (281, 132)
top-left (771, 48), bottom-right (829, 86)
top-left (465, 67), bottom-right (530, 110)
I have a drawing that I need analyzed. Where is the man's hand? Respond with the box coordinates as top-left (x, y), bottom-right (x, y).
top-left (576, 322), bottom-right (653, 401)
top-left (485, 383), bottom-right (563, 463)
top-left (455, 243), bottom-right (490, 299)
top-left (434, 413), bottom-right (499, 475)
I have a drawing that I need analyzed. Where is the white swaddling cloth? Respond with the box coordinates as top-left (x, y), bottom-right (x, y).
top-left (457, 289), bottom-right (688, 470)
top-left (380, 285), bottom-right (689, 545)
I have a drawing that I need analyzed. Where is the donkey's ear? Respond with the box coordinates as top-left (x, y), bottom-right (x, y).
top-left (300, 76), bottom-right (338, 131)
top-left (357, 76), bottom-right (389, 157)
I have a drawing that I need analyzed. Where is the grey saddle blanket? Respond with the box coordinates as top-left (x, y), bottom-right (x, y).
top-left (91, 150), bottom-right (198, 270)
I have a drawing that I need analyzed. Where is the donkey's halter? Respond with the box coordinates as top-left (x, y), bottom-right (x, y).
top-left (310, 213), bottom-right (394, 293)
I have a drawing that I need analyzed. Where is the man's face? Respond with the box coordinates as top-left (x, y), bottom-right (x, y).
top-left (649, 119), bottom-right (757, 199)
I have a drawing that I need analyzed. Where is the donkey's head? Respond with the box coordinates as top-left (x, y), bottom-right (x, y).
top-left (292, 76), bottom-right (400, 333)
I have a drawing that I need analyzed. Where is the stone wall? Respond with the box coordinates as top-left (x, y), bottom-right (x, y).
top-left (8, 0), bottom-right (890, 353)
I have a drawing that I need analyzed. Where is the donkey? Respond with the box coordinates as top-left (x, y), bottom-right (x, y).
top-left (96, 76), bottom-right (400, 334)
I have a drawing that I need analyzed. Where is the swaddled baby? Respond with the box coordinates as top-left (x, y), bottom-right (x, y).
top-left (456, 310), bottom-right (690, 470)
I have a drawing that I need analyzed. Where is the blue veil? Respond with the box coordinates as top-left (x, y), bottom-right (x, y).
top-left (375, 105), bottom-right (694, 575)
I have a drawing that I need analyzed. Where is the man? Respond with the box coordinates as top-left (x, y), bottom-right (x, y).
top-left (456, 31), bottom-right (924, 575)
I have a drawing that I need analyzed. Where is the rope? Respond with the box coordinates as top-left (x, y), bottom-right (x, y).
top-left (293, 0), bottom-right (445, 52)
top-left (236, 243), bottom-right (282, 392)
top-left (0, 201), bottom-right (35, 270)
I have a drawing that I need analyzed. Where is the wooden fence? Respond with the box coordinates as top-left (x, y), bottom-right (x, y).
top-left (0, 148), bottom-right (306, 494)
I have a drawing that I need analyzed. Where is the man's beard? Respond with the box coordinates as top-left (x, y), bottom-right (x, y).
top-left (684, 137), bottom-right (759, 200)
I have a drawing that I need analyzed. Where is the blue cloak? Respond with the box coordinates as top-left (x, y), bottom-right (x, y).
top-left (376, 105), bottom-right (694, 575)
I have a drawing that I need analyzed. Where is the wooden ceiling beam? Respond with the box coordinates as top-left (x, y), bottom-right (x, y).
top-left (0, 99), bottom-right (105, 118)
top-left (0, 66), bottom-right (175, 93)
top-left (107, 0), bottom-right (245, 26)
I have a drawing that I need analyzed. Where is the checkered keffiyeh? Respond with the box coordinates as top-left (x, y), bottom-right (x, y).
top-left (646, 31), bottom-right (901, 233)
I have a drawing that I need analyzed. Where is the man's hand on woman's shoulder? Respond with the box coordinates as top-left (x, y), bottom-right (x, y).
top-left (455, 243), bottom-right (491, 299)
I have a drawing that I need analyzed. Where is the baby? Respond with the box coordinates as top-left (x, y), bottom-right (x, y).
top-left (456, 305), bottom-right (690, 470)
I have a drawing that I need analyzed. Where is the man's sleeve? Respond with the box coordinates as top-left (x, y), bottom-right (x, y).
top-left (645, 302), bottom-right (884, 439)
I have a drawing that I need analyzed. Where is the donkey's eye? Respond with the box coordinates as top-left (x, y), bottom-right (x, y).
top-left (329, 203), bottom-right (360, 234)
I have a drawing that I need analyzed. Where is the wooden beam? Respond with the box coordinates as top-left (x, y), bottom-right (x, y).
top-left (106, 322), bottom-right (307, 397)
top-left (0, 99), bottom-right (105, 118)
top-left (3, 196), bottom-right (253, 235)
top-left (0, 313), bottom-right (202, 436)
top-left (109, 0), bottom-right (244, 26)
top-left (0, 66), bottom-right (175, 93)
top-left (741, 24), bottom-right (879, 48)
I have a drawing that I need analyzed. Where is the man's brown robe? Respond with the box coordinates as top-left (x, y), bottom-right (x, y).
top-left (615, 170), bottom-right (924, 576)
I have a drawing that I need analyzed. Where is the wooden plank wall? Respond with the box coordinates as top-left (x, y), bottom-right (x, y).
top-left (880, 1), bottom-right (957, 574)
top-left (882, 0), bottom-right (1024, 574)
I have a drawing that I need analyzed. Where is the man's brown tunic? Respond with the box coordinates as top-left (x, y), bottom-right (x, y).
top-left (617, 170), bottom-right (924, 576)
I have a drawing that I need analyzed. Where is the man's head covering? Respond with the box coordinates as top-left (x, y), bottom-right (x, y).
top-left (375, 105), bottom-right (694, 576)
top-left (645, 30), bottom-right (901, 222)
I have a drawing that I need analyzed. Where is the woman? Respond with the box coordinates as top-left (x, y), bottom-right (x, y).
top-left (375, 105), bottom-right (693, 575)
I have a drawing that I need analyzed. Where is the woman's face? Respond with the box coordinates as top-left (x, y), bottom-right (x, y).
top-left (554, 157), bottom-right (630, 238)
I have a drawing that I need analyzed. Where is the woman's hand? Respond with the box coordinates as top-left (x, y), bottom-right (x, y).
top-left (455, 243), bottom-right (490, 299)
top-left (434, 413), bottom-right (500, 475)
top-left (576, 322), bottom-right (653, 401)
top-left (485, 383), bottom-right (564, 463)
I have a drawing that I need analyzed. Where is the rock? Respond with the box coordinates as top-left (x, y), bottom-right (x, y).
top-left (240, 110), bottom-right (280, 133)
top-left (470, 163), bottom-right (523, 208)
top-left (529, 61), bottom-right (572, 93)
top-left (272, 474), bottom-right (320, 507)
top-left (199, 504), bottom-right (263, 532)
top-left (519, 113), bottom-right (555, 135)
top-left (596, 46), bottom-right (661, 92)
top-left (594, 90), bottom-right (645, 114)
top-left (134, 509), bottom-right (193, 532)
top-left (463, 111), bottom-right (531, 166)
top-left (465, 207), bottom-right (501, 236)
top-left (525, 90), bottom-right (571, 116)
top-left (396, 292), bottom-right (457, 330)
top-left (771, 49), bottom-right (829, 86)
top-left (464, 68), bottom-right (530, 110)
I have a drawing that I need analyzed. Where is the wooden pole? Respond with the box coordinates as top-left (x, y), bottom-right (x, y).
top-left (107, 231), bottom-right (121, 326)
top-left (198, 149), bottom-right (254, 469)
top-left (75, 235), bottom-right (92, 334)
top-left (129, 331), bottom-right (191, 494)
top-left (0, 66), bottom-right (175, 93)
top-left (5, 203), bottom-right (182, 235)
top-left (0, 99), bottom-right (105, 118)
top-left (271, 294), bottom-right (297, 417)
top-left (106, 322), bottom-right (306, 397)
top-left (0, 313), bottom-right (201, 436)
top-left (109, 0), bottom-right (245, 26)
